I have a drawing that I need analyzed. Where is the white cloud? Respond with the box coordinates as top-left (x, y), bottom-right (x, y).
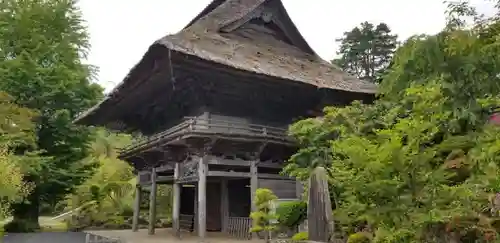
top-left (78, 0), bottom-right (495, 91)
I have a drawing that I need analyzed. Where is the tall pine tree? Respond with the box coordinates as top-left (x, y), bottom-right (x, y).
top-left (0, 0), bottom-right (103, 231)
top-left (332, 22), bottom-right (398, 83)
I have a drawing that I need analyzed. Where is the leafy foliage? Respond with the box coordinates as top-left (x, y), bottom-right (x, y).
top-left (0, 92), bottom-right (38, 219)
top-left (333, 21), bottom-right (398, 83)
top-left (347, 232), bottom-right (372, 243)
top-left (291, 231), bottom-right (308, 241)
top-left (0, 92), bottom-right (37, 148)
top-left (286, 2), bottom-right (500, 242)
top-left (64, 128), bottom-right (135, 228)
top-left (288, 83), bottom-right (500, 242)
top-left (0, 146), bottom-right (31, 220)
top-left (0, 0), bottom-right (103, 230)
top-left (275, 201), bottom-right (307, 229)
top-left (250, 188), bottom-right (278, 242)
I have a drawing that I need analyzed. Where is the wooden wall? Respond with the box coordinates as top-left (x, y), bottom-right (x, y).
top-left (258, 179), bottom-right (297, 199)
top-left (207, 113), bottom-right (250, 134)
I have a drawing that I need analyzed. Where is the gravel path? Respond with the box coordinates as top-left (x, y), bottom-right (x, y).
top-left (86, 228), bottom-right (262, 243)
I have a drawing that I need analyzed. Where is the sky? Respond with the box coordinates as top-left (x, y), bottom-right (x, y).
top-left (78, 0), bottom-right (496, 92)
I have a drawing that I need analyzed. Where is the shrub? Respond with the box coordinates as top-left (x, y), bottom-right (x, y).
top-left (292, 231), bottom-right (308, 241)
top-left (250, 188), bottom-right (278, 242)
top-left (276, 201), bottom-right (307, 228)
top-left (347, 232), bottom-right (372, 243)
top-left (3, 219), bottom-right (38, 233)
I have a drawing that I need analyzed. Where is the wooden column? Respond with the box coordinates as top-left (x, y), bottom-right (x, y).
top-left (296, 180), bottom-right (304, 199)
top-left (250, 160), bottom-right (258, 239)
top-left (173, 163), bottom-right (181, 238)
top-left (194, 184), bottom-right (198, 233)
top-left (197, 156), bottom-right (207, 241)
top-left (220, 179), bottom-right (229, 233)
top-left (250, 160), bottom-right (258, 212)
top-left (148, 168), bottom-right (157, 235)
top-left (132, 182), bottom-right (142, 232)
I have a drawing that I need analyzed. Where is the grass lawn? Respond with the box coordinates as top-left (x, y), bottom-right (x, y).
top-left (0, 216), bottom-right (67, 232)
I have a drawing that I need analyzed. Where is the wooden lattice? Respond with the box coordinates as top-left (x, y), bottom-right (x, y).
top-left (227, 217), bottom-right (252, 240)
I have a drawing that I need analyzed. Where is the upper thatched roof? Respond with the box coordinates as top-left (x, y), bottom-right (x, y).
top-left (157, 0), bottom-right (376, 93)
top-left (75, 0), bottom-right (376, 125)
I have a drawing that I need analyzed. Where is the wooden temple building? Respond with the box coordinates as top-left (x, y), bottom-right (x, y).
top-left (75, 0), bottom-right (376, 241)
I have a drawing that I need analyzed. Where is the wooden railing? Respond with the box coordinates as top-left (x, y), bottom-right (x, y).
top-left (227, 216), bottom-right (252, 240)
top-left (121, 116), bottom-right (291, 154)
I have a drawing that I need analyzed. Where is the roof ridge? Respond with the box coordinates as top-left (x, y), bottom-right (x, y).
top-left (184, 0), bottom-right (267, 32)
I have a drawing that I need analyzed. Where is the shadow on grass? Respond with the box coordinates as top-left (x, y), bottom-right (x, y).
top-left (0, 216), bottom-right (68, 233)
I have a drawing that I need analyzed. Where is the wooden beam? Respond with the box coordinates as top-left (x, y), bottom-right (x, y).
top-left (148, 167), bottom-right (157, 235)
top-left (258, 173), bottom-right (293, 180)
top-left (156, 163), bottom-right (174, 172)
top-left (206, 170), bottom-right (292, 180)
top-left (208, 171), bottom-right (250, 177)
top-left (258, 161), bottom-right (283, 169)
top-left (206, 156), bottom-right (284, 169)
top-left (156, 175), bottom-right (174, 182)
top-left (207, 156), bottom-right (250, 166)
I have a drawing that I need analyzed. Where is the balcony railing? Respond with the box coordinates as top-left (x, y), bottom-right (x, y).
top-left (120, 116), bottom-right (291, 154)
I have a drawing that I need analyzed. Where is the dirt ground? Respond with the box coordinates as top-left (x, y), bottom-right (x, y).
top-left (86, 228), bottom-right (263, 243)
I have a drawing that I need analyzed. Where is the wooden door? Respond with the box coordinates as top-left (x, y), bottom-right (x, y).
top-left (206, 182), bottom-right (221, 231)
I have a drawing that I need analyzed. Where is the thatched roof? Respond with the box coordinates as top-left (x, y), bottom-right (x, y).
top-left (75, 0), bottom-right (376, 125)
top-left (157, 0), bottom-right (376, 93)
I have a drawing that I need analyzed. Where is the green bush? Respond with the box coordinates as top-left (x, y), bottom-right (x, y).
top-left (276, 201), bottom-right (307, 228)
top-left (120, 206), bottom-right (134, 217)
top-left (3, 219), bottom-right (38, 233)
top-left (347, 232), bottom-right (372, 243)
top-left (292, 231), bottom-right (308, 241)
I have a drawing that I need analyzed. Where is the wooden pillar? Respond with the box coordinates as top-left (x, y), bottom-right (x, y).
top-left (194, 184), bottom-right (198, 233)
top-left (220, 179), bottom-right (229, 233)
top-left (250, 160), bottom-right (258, 239)
top-left (250, 160), bottom-right (258, 212)
top-left (173, 163), bottom-right (181, 238)
top-left (132, 182), bottom-right (142, 232)
top-left (296, 180), bottom-right (304, 199)
top-left (197, 156), bottom-right (207, 242)
top-left (148, 168), bottom-right (157, 235)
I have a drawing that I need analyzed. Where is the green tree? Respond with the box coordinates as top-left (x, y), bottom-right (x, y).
top-left (0, 92), bottom-right (36, 220)
top-left (64, 129), bottom-right (135, 227)
top-left (67, 129), bottom-right (134, 210)
top-left (250, 188), bottom-right (278, 243)
top-left (333, 22), bottom-right (398, 83)
top-left (286, 2), bottom-right (500, 242)
top-left (0, 0), bottom-right (103, 230)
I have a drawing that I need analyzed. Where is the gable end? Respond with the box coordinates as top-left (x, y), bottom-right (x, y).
top-left (218, 0), bottom-right (315, 55)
